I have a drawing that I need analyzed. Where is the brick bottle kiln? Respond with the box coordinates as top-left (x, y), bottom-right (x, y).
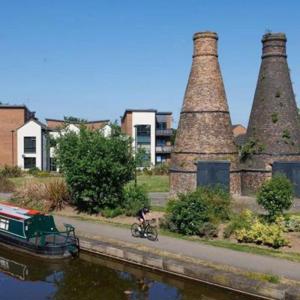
top-left (242, 33), bottom-right (300, 194)
top-left (170, 32), bottom-right (240, 195)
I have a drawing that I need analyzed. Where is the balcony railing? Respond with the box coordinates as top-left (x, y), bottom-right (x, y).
top-left (155, 129), bottom-right (173, 136)
top-left (155, 146), bottom-right (172, 153)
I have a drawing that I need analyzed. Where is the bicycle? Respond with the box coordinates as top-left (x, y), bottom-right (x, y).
top-left (131, 219), bottom-right (158, 241)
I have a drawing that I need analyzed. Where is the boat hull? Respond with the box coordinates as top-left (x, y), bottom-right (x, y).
top-left (0, 231), bottom-right (79, 259)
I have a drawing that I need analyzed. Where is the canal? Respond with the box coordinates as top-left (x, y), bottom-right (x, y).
top-left (0, 247), bottom-right (260, 300)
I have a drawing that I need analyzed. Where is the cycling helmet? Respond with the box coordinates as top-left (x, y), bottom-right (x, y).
top-left (143, 207), bottom-right (149, 213)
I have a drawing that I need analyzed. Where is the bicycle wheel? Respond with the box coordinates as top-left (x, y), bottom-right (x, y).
top-left (145, 226), bottom-right (158, 241)
top-left (131, 223), bottom-right (141, 238)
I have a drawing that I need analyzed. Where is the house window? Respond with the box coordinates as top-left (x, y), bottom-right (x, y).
top-left (50, 158), bottom-right (57, 172)
top-left (24, 157), bottom-right (36, 169)
top-left (156, 122), bottom-right (167, 130)
top-left (24, 137), bottom-right (36, 153)
top-left (0, 219), bottom-right (9, 231)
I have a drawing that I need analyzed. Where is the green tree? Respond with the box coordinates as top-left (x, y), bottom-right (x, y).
top-left (55, 125), bottom-right (135, 213)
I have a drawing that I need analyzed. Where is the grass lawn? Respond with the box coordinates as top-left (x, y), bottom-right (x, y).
top-left (9, 176), bottom-right (63, 188)
top-left (9, 174), bottom-right (169, 193)
top-left (136, 175), bottom-right (169, 193)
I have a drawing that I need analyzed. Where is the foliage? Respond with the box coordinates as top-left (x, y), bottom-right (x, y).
top-left (163, 186), bottom-right (231, 237)
top-left (170, 129), bottom-right (177, 146)
top-left (224, 210), bottom-right (254, 238)
top-left (63, 116), bottom-right (87, 124)
top-left (55, 125), bottom-right (135, 214)
top-left (135, 147), bottom-right (151, 168)
top-left (123, 184), bottom-right (150, 216)
top-left (257, 175), bottom-right (293, 220)
top-left (271, 113), bottom-right (279, 123)
top-left (13, 180), bottom-right (70, 212)
top-left (0, 165), bottom-right (23, 177)
top-left (235, 216), bottom-right (288, 249)
top-left (284, 215), bottom-right (300, 232)
top-left (0, 176), bottom-right (15, 192)
top-left (27, 167), bottom-right (52, 177)
top-left (101, 207), bottom-right (123, 218)
top-left (45, 179), bottom-right (71, 211)
top-left (143, 163), bottom-right (170, 175)
top-left (240, 138), bottom-right (265, 162)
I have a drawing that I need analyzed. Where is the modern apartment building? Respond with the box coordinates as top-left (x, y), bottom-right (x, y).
top-left (0, 105), bottom-right (36, 167)
top-left (17, 119), bottom-right (49, 170)
top-left (121, 109), bottom-right (173, 165)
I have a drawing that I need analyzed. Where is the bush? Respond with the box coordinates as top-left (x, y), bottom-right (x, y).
top-left (27, 167), bottom-right (40, 176)
top-left (284, 215), bottom-right (300, 232)
top-left (257, 175), bottom-right (294, 220)
top-left (0, 176), bottom-right (15, 192)
top-left (123, 184), bottom-right (150, 216)
top-left (55, 125), bottom-right (135, 214)
top-left (13, 180), bottom-right (70, 212)
top-left (224, 210), bottom-right (254, 238)
top-left (0, 165), bottom-right (22, 177)
top-left (163, 186), bottom-right (231, 237)
top-left (101, 207), bottom-right (123, 218)
top-left (235, 216), bottom-right (288, 248)
top-left (45, 179), bottom-right (71, 211)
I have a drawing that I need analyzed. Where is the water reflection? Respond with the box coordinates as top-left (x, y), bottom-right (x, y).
top-left (0, 246), bottom-right (258, 300)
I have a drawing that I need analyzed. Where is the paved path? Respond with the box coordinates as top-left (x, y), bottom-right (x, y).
top-left (55, 215), bottom-right (300, 281)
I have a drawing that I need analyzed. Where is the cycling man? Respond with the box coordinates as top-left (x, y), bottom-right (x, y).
top-left (137, 207), bottom-right (150, 231)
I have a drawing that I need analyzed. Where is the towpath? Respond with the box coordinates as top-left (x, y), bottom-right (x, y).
top-left (54, 215), bottom-right (300, 282)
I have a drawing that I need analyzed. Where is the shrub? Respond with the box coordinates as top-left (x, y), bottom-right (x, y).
top-left (235, 216), bottom-right (288, 249)
top-left (257, 175), bottom-right (293, 220)
top-left (123, 184), bottom-right (150, 216)
top-left (224, 210), bottom-right (254, 238)
top-left (0, 165), bottom-right (22, 177)
top-left (163, 186), bottom-right (231, 237)
top-left (45, 179), bottom-right (71, 211)
top-left (101, 207), bottom-right (123, 218)
top-left (55, 125), bottom-right (135, 214)
top-left (13, 180), bottom-right (70, 212)
top-left (284, 215), bottom-right (300, 232)
top-left (27, 167), bottom-right (40, 176)
top-left (0, 176), bottom-right (15, 192)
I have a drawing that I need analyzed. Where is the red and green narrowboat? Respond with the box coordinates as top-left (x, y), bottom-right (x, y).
top-left (0, 203), bottom-right (79, 258)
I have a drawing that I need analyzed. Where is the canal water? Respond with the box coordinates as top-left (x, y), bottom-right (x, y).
top-left (0, 247), bottom-right (260, 300)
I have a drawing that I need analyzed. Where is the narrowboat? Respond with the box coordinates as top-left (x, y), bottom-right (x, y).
top-left (0, 203), bottom-right (79, 258)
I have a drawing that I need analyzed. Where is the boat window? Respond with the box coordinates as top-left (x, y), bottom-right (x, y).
top-left (0, 219), bottom-right (9, 230)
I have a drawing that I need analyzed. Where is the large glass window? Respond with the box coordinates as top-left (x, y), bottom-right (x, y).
top-left (135, 125), bottom-right (151, 166)
top-left (156, 122), bottom-right (167, 130)
top-left (24, 157), bottom-right (36, 169)
top-left (0, 219), bottom-right (9, 230)
top-left (24, 137), bottom-right (36, 153)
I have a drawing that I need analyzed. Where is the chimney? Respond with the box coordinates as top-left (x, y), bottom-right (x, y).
top-left (170, 32), bottom-right (239, 195)
top-left (246, 33), bottom-right (300, 169)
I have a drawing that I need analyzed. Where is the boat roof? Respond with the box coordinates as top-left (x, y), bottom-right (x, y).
top-left (0, 203), bottom-right (41, 220)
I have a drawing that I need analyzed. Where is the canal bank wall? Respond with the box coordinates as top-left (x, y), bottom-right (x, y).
top-left (78, 236), bottom-right (300, 300)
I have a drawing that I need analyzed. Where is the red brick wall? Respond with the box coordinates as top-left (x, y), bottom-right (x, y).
top-left (121, 112), bottom-right (132, 136)
top-left (0, 108), bottom-right (26, 166)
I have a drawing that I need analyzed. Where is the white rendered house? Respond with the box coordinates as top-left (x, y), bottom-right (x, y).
top-left (17, 119), bottom-right (49, 170)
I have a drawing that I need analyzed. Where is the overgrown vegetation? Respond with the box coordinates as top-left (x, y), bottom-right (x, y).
top-left (0, 176), bottom-right (15, 192)
top-left (55, 125), bottom-right (135, 214)
top-left (142, 163), bottom-right (170, 176)
top-left (0, 165), bottom-right (23, 177)
top-left (257, 174), bottom-right (293, 221)
top-left (123, 184), bottom-right (150, 216)
top-left (162, 187), bottom-right (231, 237)
top-left (13, 179), bottom-right (70, 212)
top-left (240, 138), bottom-right (265, 162)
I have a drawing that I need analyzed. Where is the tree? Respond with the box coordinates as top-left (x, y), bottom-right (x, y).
top-left (63, 115), bottom-right (87, 124)
top-left (55, 125), bottom-right (135, 213)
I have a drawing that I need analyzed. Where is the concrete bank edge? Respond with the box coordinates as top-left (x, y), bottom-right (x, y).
top-left (78, 237), bottom-right (300, 300)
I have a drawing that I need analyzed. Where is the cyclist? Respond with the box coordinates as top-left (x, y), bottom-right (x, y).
top-left (137, 207), bottom-right (150, 233)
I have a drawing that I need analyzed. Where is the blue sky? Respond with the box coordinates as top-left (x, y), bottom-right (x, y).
top-left (1, 0), bottom-right (300, 127)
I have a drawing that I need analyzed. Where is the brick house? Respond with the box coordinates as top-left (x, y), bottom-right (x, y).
top-left (121, 109), bottom-right (173, 165)
top-left (0, 105), bottom-right (35, 167)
